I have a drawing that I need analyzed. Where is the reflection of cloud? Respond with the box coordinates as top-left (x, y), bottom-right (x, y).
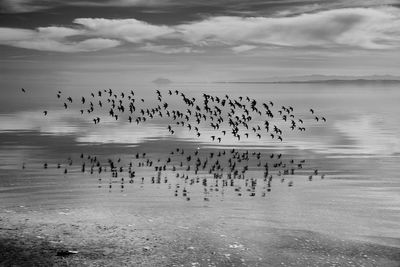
top-left (1, 111), bottom-right (399, 155)
top-left (76, 123), bottom-right (168, 144)
top-left (0, 111), bottom-right (80, 134)
top-left (1, 6), bottom-right (400, 52)
top-left (333, 116), bottom-right (400, 155)
top-left (0, 110), bottom-right (169, 145)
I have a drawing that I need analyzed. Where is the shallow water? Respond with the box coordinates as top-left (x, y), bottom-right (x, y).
top-left (0, 82), bottom-right (399, 251)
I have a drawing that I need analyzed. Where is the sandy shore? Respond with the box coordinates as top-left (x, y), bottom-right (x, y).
top-left (1, 204), bottom-right (399, 267)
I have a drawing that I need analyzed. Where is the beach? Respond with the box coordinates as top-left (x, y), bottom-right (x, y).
top-left (0, 82), bottom-right (400, 266)
top-left (1, 193), bottom-right (399, 266)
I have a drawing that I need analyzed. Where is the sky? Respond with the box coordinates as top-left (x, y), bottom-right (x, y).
top-left (1, 0), bottom-right (400, 88)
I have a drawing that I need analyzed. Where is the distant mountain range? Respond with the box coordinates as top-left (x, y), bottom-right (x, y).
top-left (216, 75), bottom-right (400, 84)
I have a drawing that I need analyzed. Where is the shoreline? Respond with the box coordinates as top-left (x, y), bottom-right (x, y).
top-left (1, 207), bottom-right (399, 266)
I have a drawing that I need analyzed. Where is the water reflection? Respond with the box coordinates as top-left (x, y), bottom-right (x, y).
top-left (0, 82), bottom-right (399, 247)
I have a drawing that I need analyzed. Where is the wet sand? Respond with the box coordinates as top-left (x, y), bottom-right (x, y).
top-left (1, 190), bottom-right (400, 267)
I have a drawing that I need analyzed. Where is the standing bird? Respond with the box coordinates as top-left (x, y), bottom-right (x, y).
top-left (21, 88), bottom-right (26, 93)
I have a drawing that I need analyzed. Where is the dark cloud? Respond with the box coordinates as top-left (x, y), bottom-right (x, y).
top-left (1, 0), bottom-right (399, 30)
top-left (2, 0), bottom-right (398, 17)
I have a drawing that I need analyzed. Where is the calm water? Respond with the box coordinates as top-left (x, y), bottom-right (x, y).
top-left (0, 82), bottom-right (399, 247)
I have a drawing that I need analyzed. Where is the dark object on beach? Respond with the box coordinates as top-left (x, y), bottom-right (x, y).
top-left (56, 250), bottom-right (79, 257)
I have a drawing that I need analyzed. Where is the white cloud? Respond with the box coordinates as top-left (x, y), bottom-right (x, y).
top-left (72, 38), bottom-right (122, 52)
top-left (176, 7), bottom-right (400, 49)
top-left (75, 6), bottom-right (400, 50)
top-left (0, 27), bottom-right (121, 52)
top-left (73, 18), bottom-right (174, 43)
top-left (37, 26), bottom-right (83, 39)
top-left (0, 28), bottom-right (35, 41)
top-left (1, 6), bottom-right (400, 52)
top-left (231, 44), bottom-right (257, 53)
top-left (138, 43), bottom-right (201, 54)
top-left (274, 4), bottom-right (323, 17)
top-left (8, 37), bottom-right (120, 53)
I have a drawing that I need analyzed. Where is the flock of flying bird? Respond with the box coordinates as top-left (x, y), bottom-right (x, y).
top-left (21, 87), bottom-right (327, 201)
top-left (33, 87), bottom-right (326, 143)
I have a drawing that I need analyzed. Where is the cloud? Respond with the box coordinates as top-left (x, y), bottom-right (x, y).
top-left (0, 0), bottom-right (44, 13)
top-left (0, 27), bottom-right (121, 52)
top-left (273, 0), bottom-right (400, 17)
top-left (76, 38), bottom-right (122, 51)
top-left (76, 7), bottom-right (400, 50)
top-left (176, 7), bottom-right (400, 49)
top-left (0, 0), bottom-right (151, 13)
top-left (2, 0), bottom-right (398, 14)
top-left (73, 18), bottom-right (174, 43)
top-left (74, 6), bottom-right (400, 50)
top-left (0, 28), bottom-right (35, 42)
top-left (1, 6), bottom-right (400, 52)
top-left (231, 44), bottom-right (257, 53)
top-left (138, 43), bottom-right (201, 54)
top-left (37, 26), bottom-right (83, 39)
